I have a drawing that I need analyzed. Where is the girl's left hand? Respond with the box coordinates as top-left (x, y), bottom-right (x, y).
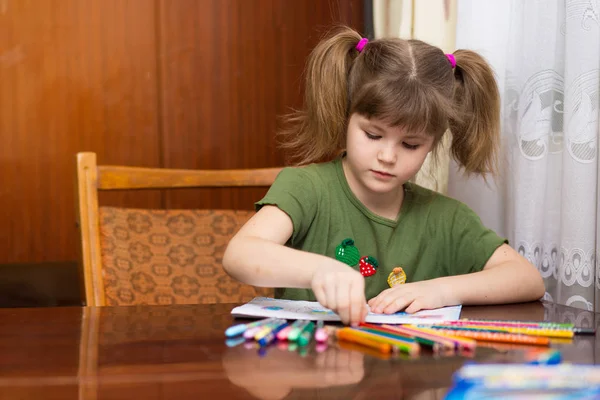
top-left (367, 280), bottom-right (455, 314)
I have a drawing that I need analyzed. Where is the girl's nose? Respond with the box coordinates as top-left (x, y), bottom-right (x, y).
top-left (377, 145), bottom-right (397, 164)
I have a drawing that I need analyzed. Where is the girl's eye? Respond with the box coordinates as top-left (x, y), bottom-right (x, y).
top-left (403, 143), bottom-right (420, 150)
top-left (365, 132), bottom-right (381, 140)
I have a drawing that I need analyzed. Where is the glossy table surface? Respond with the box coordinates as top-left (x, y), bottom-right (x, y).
top-left (0, 301), bottom-right (597, 399)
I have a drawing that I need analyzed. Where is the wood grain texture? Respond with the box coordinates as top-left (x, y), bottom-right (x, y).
top-left (0, 0), bottom-right (364, 264)
top-left (0, 0), bottom-right (162, 263)
top-left (158, 0), bottom-right (365, 210)
top-left (98, 165), bottom-right (282, 190)
top-left (0, 301), bottom-right (594, 399)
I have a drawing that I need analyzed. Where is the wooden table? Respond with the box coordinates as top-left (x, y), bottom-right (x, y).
top-left (0, 301), bottom-right (597, 399)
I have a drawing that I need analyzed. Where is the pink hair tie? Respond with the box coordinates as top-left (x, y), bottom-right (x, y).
top-left (446, 53), bottom-right (456, 68)
top-left (356, 38), bottom-right (368, 53)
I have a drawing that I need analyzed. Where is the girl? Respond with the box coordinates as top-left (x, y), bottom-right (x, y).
top-left (223, 26), bottom-right (545, 326)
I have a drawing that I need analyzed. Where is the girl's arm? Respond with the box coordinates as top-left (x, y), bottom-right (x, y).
top-left (223, 205), bottom-right (367, 324)
top-left (223, 205), bottom-right (319, 288)
top-left (369, 244), bottom-right (545, 314)
top-left (438, 243), bottom-right (546, 305)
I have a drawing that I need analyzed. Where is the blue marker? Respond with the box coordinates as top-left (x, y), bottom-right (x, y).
top-left (254, 319), bottom-right (287, 341)
top-left (258, 322), bottom-right (289, 347)
top-left (225, 317), bottom-right (278, 338)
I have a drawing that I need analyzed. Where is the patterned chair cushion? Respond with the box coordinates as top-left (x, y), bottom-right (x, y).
top-left (98, 207), bottom-right (273, 305)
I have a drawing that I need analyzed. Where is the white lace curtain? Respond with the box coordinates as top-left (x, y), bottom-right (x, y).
top-left (450, 0), bottom-right (599, 311)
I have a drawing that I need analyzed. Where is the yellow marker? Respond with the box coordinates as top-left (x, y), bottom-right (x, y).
top-left (387, 267), bottom-right (406, 287)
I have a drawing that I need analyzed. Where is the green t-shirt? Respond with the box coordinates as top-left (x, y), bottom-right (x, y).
top-left (255, 157), bottom-right (507, 301)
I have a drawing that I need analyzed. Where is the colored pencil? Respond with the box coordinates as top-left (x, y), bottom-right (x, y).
top-left (457, 319), bottom-right (573, 328)
top-left (452, 319), bottom-right (591, 333)
top-left (422, 324), bottom-right (574, 339)
top-left (385, 325), bottom-right (476, 351)
top-left (358, 323), bottom-right (446, 352)
top-left (424, 327), bottom-right (550, 346)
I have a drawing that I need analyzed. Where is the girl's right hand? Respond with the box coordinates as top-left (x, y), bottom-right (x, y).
top-left (311, 260), bottom-right (368, 326)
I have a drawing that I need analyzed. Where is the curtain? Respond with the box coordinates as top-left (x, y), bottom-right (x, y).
top-left (373, 0), bottom-right (457, 194)
top-left (450, 0), bottom-right (599, 311)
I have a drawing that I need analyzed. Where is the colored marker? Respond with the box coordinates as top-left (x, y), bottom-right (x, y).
top-left (254, 319), bottom-right (287, 341)
top-left (276, 325), bottom-right (293, 341)
top-left (288, 320), bottom-right (312, 342)
top-left (244, 318), bottom-right (285, 339)
top-left (258, 322), bottom-right (290, 347)
top-left (280, 320), bottom-right (306, 341)
top-left (335, 328), bottom-right (393, 354)
top-left (298, 321), bottom-right (316, 346)
top-left (225, 317), bottom-right (278, 338)
top-left (315, 320), bottom-right (329, 343)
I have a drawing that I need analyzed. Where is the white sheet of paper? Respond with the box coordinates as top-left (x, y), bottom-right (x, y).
top-left (230, 297), bottom-right (461, 324)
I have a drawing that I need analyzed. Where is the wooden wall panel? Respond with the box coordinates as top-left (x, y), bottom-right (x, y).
top-left (0, 0), bottom-right (162, 263)
top-left (0, 0), bottom-right (364, 267)
top-left (158, 0), bottom-right (365, 210)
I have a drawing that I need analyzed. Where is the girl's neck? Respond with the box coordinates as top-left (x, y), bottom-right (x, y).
top-left (341, 158), bottom-right (405, 220)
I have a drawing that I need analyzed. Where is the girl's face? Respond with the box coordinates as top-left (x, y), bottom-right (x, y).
top-left (343, 113), bottom-right (434, 196)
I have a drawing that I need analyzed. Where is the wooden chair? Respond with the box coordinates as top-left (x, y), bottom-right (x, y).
top-left (75, 152), bottom-right (281, 306)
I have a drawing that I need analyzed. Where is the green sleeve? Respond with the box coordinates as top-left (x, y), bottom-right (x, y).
top-left (255, 167), bottom-right (318, 247)
top-left (449, 202), bottom-right (508, 275)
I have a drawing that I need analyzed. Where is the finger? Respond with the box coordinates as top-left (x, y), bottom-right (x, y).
top-left (367, 295), bottom-right (377, 307)
top-left (368, 295), bottom-right (381, 312)
top-left (348, 276), bottom-right (365, 326)
top-left (362, 302), bottom-right (369, 321)
top-left (336, 279), bottom-right (351, 325)
top-left (370, 294), bottom-right (390, 313)
top-left (367, 298), bottom-right (377, 310)
top-left (369, 289), bottom-right (392, 312)
top-left (405, 299), bottom-right (424, 314)
top-left (324, 274), bottom-right (337, 313)
top-left (383, 296), bottom-right (410, 314)
top-left (313, 279), bottom-right (327, 308)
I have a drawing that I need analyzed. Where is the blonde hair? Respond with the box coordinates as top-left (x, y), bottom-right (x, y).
top-left (279, 26), bottom-right (500, 176)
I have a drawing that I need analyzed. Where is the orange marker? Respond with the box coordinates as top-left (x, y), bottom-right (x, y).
top-left (336, 328), bottom-right (393, 354)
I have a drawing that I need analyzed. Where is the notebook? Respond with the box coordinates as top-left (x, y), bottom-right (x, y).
top-left (231, 297), bottom-right (462, 324)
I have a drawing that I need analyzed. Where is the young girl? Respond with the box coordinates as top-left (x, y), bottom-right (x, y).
top-left (223, 26), bottom-right (545, 326)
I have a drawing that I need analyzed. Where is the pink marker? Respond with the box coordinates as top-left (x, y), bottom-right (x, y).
top-left (315, 321), bottom-right (328, 343)
top-left (276, 325), bottom-right (293, 341)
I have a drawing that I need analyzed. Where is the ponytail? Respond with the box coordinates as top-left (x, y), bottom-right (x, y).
top-left (448, 50), bottom-right (500, 176)
top-left (279, 27), bottom-right (363, 165)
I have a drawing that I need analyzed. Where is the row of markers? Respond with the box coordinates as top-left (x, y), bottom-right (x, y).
top-left (225, 318), bottom-right (329, 348)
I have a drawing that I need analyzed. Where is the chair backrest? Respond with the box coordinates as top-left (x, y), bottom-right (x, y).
top-left (76, 152), bottom-right (281, 306)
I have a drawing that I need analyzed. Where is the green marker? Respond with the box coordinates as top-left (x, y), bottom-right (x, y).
top-left (288, 320), bottom-right (311, 342)
top-left (298, 321), bottom-right (316, 347)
